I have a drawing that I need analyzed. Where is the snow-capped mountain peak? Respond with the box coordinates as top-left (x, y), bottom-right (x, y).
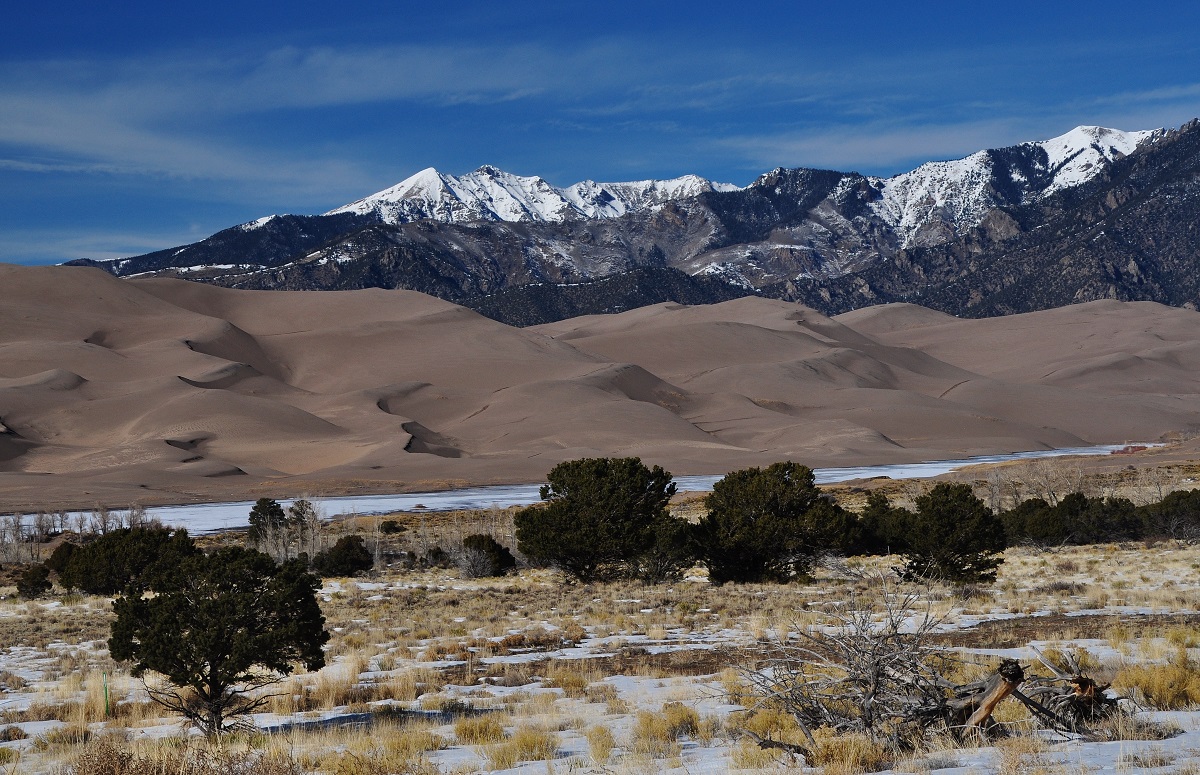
top-left (326, 167), bottom-right (740, 225)
top-left (868, 124), bottom-right (1164, 248)
top-left (1035, 125), bottom-right (1162, 193)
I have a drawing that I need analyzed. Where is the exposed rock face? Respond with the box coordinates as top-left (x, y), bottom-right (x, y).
top-left (68, 123), bottom-right (1200, 324)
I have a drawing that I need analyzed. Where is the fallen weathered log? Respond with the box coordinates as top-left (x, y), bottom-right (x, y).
top-left (1022, 674), bottom-right (1121, 731)
top-left (941, 659), bottom-right (1024, 737)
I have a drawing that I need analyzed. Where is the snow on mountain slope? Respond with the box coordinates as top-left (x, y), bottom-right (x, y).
top-left (327, 166), bottom-right (739, 225)
top-left (868, 150), bottom-right (998, 249)
top-left (1038, 125), bottom-right (1162, 193)
top-left (328, 126), bottom-right (1161, 246)
top-left (869, 125), bottom-right (1164, 248)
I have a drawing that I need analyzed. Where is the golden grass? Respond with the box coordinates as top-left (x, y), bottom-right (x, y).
top-left (994, 735), bottom-right (1052, 775)
top-left (543, 665), bottom-right (591, 698)
top-left (6, 506), bottom-right (1200, 773)
top-left (585, 723), bottom-right (617, 763)
top-left (55, 736), bottom-right (311, 775)
top-left (734, 707), bottom-right (807, 746)
top-left (729, 737), bottom-right (783, 769)
top-left (32, 725), bottom-right (91, 751)
top-left (1115, 647), bottom-right (1200, 709)
top-left (453, 714), bottom-right (506, 744)
top-left (807, 726), bottom-right (890, 775)
top-left (661, 701), bottom-right (701, 738)
top-left (483, 724), bottom-right (557, 770)
top-left (720, 667), bottom-right (755, 707)
top-left (628, 702), bottom-right (701, 760)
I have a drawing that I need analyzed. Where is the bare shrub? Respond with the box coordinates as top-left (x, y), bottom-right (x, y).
top-left (740, 577), bottom-right (955, 750)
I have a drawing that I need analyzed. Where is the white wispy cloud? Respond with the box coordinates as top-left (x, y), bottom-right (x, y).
top-left (3, 35), bottom-right (1199, 193)
top-left (0, 40), bottom-right (675, 194)
top-left (717, 98), bottom-right (1200, 177)
top-left (0, 227), bottom-right (210, 264)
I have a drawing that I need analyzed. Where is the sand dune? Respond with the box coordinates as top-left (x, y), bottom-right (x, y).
top-left (1, 264), bottom-right (1199, 510)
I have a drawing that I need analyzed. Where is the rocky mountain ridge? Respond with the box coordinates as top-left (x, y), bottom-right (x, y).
top-left (326, 166), bottom-right (740, 224)
top-left (68, 122), bottom-right (1199, 325)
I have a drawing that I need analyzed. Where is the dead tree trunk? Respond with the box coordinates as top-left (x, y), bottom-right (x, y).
top-left (945, 659), bottom-right (1024, 736)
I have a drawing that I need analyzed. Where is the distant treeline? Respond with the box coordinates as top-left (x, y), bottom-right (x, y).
top-left (512, 458), bottom-right (1200, 586)
top-left (10, 461), bottom-right (1200, 598)
top-left (999, 489), bottom-right (1200, 545)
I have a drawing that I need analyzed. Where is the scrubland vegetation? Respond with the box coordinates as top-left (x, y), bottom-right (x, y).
top-left (1, 457), bottom-right (1200, 773)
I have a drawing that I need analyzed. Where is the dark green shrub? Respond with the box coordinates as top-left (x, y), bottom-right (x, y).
top-left (695, 461), bottom-right (838, 584)
top-left (1002, 493), bottom-right (1141, 546)
top-left (379, 519), bottom-right (404, 534)
top-left (423, 545), bottom-right (451, 568)
top-left (635, 515), bottom-right (697, 584)
top-left (17, 564), bottom-right (52, 598)
top-left (110, 548), bottom-right (327, 738)
top-left (1067, 494), bottom-right (1139, 544)
top-left (44, 541), bottom-right (77, 575)
top-left (59, 527), bottom-right (197, 594)
top-left (247, 498), bottom-right (286, 544)
top-left (459, 534), bottom-right (517, 577)
top-left (1141, 488), bottom-right (1200, 540)
top-left (515, 457), bottom-right (677, 582)
top-left (999, 497), bottom-right (1054, 545)
top-left (856, 491), bottom-right (911, 555)
top-left (901, 483), bottom-right (1006, 583)
top-left (311, 535), bottom-right (373, 577)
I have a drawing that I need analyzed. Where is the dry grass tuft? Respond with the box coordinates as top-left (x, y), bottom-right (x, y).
top-left (631, 710), bottom-right (680, 758)
top-left (720, 667), bottom-right (755, 707)
top-left (994, 735), bottom-right (1052, 775)
top-left (585, 724), bottom-right (616, 764)
top-left (1115, 647), bottom-right (1200, 709)
top-left (734, 707), bottom-right (806, 746)
top-left (629, 703), bottom-right (700, 759)
top-left (483, 724), bottom-right (558, 770)
top-left (453, 714), bottom-right (506, 745)
top-left (33, 725), bottom-right (91, 750)
top-left (57, 736), bottom-right (310, 775)
top-left (662, 701), bottom-right (701, 738)
top-left (808, 726), bottom-right (890, 775)
top-left (381, 668), bottom-right (443, 702)
top-left (1118, 746), bottom-right (1176, 769)
top-left (729, 737), bottom-right (782, 769)
top-left (543, 665), bottom-right (591, 698)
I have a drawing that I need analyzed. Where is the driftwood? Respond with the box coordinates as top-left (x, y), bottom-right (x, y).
top-left (740, 581), bottom-right (1132, 752)
top-left (948, 659), bottom-right (1025, 734)
top-left (1019, 646), bottom-right (1122, 734)
top-left (740, 583), bottom-right (1043, 749)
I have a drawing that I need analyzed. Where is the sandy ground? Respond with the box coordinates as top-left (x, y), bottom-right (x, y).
top-left (2, 264), bottom-right (1199, 512)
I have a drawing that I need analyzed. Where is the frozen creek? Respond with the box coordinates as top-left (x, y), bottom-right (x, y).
top-left (117, 443), bottom-right (1141, 534)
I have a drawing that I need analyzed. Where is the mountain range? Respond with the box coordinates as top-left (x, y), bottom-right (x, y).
top-left (68, 121), bottom-right (1200, 325)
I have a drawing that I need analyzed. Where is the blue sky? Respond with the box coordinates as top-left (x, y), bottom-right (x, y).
top-left (5, 1), bottom-right (1200, 264)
